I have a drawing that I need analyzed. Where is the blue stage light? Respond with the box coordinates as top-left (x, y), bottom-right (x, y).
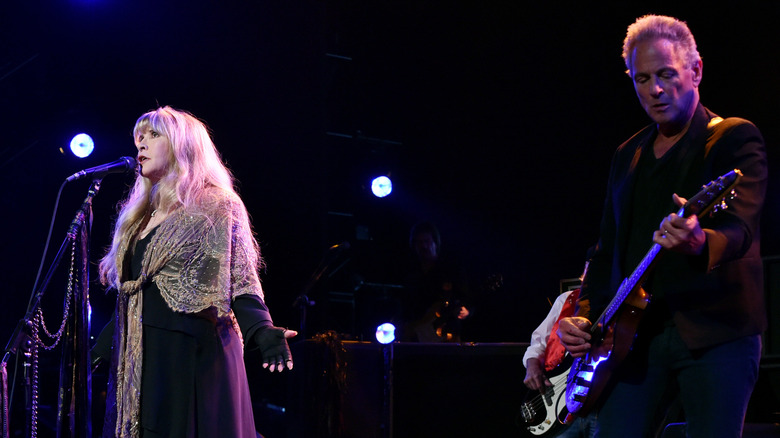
top-left (69, 133), bottom-right (94, 158)
top-left (375, 323), bottom-right (396, 344)
top-left (371, 175), bottom-right (392, 198)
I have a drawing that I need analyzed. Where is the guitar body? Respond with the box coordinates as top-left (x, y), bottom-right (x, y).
top-left (519, 356), bottom-right (573, 437)
top-left (405, 299), bottom-right (462, 342)
top-left (565, 287), bottom-right (649, 417)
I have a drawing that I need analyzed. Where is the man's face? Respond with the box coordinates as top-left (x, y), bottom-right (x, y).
top-left (629, 38), bottom-right (701, 133)
top-left (412, 232), bottom-right (437, 261)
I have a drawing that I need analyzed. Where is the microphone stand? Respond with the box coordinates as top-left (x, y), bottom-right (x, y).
top-left (56, 179), bottom-right (95, 438)
top-left (293, 262), bottom-right (326, 341)
top-left (1, 178), bottom-right (100, 438)
top-left (292, 244), bottom-right (350, 339)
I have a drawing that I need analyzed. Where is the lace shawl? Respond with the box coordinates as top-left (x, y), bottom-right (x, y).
top-left (104, 190), bottom-right (264, 437)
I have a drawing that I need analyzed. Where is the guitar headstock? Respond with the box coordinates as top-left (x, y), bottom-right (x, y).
top-left (711, 190), bottom-right (738, 216)
top-left (681, 169), bottom-right (742, 219)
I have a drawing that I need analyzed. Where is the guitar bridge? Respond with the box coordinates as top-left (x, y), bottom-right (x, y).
top-left (520, 403), bottom-right (536, 422)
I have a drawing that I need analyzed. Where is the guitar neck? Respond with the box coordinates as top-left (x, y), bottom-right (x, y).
top-left (593, 205), bottom-right (685, 330)
top-left (594, 243), bottom-right (662, 330)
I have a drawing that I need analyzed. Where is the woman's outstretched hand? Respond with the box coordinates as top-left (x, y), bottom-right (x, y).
top-left (255, 326), bottom-right (298, 372)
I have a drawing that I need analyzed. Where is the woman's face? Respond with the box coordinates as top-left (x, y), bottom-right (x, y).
top-left (135, 126), bottom-right (171, 183)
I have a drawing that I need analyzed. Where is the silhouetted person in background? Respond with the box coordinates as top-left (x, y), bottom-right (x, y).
top-left (397, 222), bottom-right (471, 342)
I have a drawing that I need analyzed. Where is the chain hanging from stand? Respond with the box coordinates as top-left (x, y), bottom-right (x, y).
top-left (29, 240), bottom-right (76, 438)
top-left (2, 361), bottom-right (8, 438)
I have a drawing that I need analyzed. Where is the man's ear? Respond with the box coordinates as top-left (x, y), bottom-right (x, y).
top-left (691, 59), bottom-right (703, 87)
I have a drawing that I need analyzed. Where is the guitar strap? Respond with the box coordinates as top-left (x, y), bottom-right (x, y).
top-left (544, 288), bottom-right (580, 371)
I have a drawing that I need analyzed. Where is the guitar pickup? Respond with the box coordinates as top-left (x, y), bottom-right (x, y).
top-left (575, 377), bottom-right (591, 387)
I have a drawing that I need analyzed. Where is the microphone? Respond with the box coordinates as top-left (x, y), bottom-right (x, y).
top-left (65, 156), bottom-right (137, 182)
top-left (307, 241), bottom-right (351, 288)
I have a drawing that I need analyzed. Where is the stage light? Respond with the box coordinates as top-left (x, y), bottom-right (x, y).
top-left (375, 323), bottom-right (396, 344)
top-left (69, 133), bottom-right (94, 158)
top-left (371, 175), bottom-right (392, 198)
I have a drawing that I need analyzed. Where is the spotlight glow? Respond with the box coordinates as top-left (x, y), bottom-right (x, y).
top-left (375, 323), bottom-right (396, 344)
top-left (70, 133), bottom-right (94, 158)
top-left (371, 176), bottom-right (392, 198)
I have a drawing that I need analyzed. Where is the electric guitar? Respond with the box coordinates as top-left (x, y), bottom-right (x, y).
top-left (409, 298), bottom-right (465, 342)
top-left (519, 355), bottom-right (573, 437)
top-left (406, 273), bottom-right (503, 342)
top-left (564, 169), bottom-right (743, 419)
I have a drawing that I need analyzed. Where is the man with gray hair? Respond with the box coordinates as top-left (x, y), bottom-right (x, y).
top-left (557, 15), bottom-right (767, 437)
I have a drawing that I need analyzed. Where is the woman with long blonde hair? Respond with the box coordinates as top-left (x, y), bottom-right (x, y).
top-left (93, 106), bottom-right (295, 438)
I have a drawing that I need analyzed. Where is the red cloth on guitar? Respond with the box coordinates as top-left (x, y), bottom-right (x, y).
top-left (544, 288), bottom-right (580, 371)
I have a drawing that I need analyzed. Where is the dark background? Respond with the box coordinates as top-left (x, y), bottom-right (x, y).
top-left (1, 0), bottom-right (778, 435)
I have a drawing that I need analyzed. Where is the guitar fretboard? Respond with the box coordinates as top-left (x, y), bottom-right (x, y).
top-left (594, 198), bottom-right (689, 331)
top-left (598, 242), bottom-right (662, 328)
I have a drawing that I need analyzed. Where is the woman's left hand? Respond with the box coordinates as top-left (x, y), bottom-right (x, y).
top-left (255, 326), bottom-right (298, 372)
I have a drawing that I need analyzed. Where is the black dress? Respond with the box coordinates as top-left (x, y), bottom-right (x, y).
top-left (96, 227), bottom-right (269, 437)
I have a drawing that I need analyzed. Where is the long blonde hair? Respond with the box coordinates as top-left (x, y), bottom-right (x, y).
top-left (99, 106), bottom-right (246, 289)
